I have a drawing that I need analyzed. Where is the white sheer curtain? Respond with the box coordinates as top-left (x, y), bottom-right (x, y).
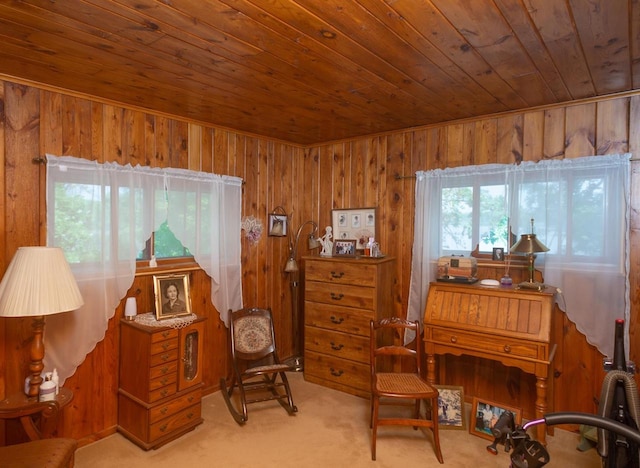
top-left (43, 155), bottom-right (243, 384)
top-left (407, 154), bottom-right (630, 359)
top-left (163, 167), bottom-right (243, 326)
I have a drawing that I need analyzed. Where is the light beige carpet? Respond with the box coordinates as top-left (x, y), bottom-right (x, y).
top-left (76, 372), bottom-right (600, 467)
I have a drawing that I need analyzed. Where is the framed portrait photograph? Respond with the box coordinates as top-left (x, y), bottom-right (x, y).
top-left (331, 207), bottom-right (377, 251)
top-left (154, 273), bottom-right (192, 320)
top-left (268, 214), bottom-right (287, 237)
top-left (434, 385), bottom-right (466, 430)
top-left (492, 247), bottom-right (505, 261)
top-left (332, 239), bottom-right (357, 257)
top-left (469, 397), bottom-right (522, 441)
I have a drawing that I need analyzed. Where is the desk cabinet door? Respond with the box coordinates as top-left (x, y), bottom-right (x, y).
top-left (178, 320), bottom-right (204, 391)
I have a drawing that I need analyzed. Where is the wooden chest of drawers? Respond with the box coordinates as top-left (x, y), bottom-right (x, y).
top-left (118, 316), bottom-right (205, 450)
top-left (303, 256), bottom-right (395, 398)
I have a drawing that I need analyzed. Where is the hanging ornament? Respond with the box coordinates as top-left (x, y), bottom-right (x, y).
top-left (241, 216), bottom-right (263, 245)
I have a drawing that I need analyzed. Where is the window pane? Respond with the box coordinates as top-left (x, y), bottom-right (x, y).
top-left (154, 221), bottom-right (191, 258)
top-left (572, 176), bottom-right (605, 256)
top-left (53, 182), bottom-right (110, 263)
top-left (517, 180), bottom-right (567, 255)
top-left (441, 186), bottom-right (472, 251)
top-left (479, 184), bottom-right (508, 251)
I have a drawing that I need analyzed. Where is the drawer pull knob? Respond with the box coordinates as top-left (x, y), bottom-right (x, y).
top-left (330, 316), bottom-right (344, 324)
top-left (159, 424), bottom-right (168, 433)
top-left (162, 331), bottom-right (171, 338)
top-left (330, 368), bottom-right (344, 377)
top-left (160, 407), bottom-right (168, 415)
top-left (330, 293), bottom-right (344, 301)
top-left (161, 354), bottom-right (170, 362)
top-left (161, 343), bottom-right (170, 350)
top-left (160, 366), bottom-right (169, 374)
top-left (503, 345), bottom-right (511, 353)
top-left (160, 390), bottom-right (168, 397)
top-left (450, 336), bottom-right (458, 344)
top-left (330, 271), bottom-right (344, 279)
top-left (188, 396), bottom-right (195, 402)
top-left (187, 412), bottom-right (195, 419)
top-left (160, 378), bottom-right (168, 385)
top-left (330, 342), bottom-right (344, 351)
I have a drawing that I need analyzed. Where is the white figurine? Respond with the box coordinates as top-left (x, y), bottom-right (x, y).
top-left (320, 226), bottom-right (333, 257)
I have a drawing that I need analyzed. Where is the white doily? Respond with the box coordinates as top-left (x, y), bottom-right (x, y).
top-left (134, 312), bottom-right (198, 329)
top-left (241, 215), bottom-right (263, 245)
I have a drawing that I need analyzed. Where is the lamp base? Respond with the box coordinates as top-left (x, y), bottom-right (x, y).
top-left (517, 281), bottom-right (546, 292)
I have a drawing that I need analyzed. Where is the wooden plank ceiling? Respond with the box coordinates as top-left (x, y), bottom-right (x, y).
top-left (0, 0), bottom-right (638, 145)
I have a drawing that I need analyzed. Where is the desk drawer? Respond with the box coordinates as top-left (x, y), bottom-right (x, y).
top-left (305, 281), bottom-right (375, 309)
top-left (150, 349), bottom-right (178, 367)
top-left (430, 327), bottom-right (541, 359)
top-left (150, 371), bottom-right (178, 392)
top-left (149, 388), bottom-right (202, 423)
top-left (150, 361), bottom-right (178, 380)
top-left (148, 383), bottom-right (177, 403)
top-left (305, 261), bottom-right (378, 286)
top-left (151, 328), bottom-right (179, 343)
top-left (151, 338), bottom-right (179, 355)
top-left (149, 403), bottom-right (201, 441)
top-left (305, 326), bottom-right (369, 363)
top-left (305, 351), bottom-right (369, 391)
top-left (305, 302), bottom-right (373, 336)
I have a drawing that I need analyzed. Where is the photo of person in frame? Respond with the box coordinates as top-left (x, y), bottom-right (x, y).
top-left (162, 281), bottom-right (187, 315)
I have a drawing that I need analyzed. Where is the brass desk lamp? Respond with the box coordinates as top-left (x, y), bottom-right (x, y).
top-left (510, 219), bottom-right (549, 291)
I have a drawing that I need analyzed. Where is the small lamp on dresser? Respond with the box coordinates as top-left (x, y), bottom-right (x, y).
top-left (510, 219), bottom-right (549, 291)
top-left (0, 246), bottom-right (84, 399)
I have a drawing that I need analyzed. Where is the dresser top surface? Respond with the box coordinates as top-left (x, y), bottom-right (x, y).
top-left (302, 255), bottom-right (394, 264)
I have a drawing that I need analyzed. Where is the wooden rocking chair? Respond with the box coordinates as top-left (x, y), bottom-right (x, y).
top-left (220, 307), bottom-right (298, 424)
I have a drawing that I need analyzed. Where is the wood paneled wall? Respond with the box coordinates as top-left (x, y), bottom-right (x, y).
top-left (1, 76), bottom-right (639, 444)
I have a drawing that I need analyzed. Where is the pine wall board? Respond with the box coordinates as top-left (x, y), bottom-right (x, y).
top-left (0, 76), bottom-right (639, 443)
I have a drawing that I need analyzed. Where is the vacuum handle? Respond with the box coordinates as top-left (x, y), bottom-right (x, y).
top-left (524, 412), bottom-right (640, 445)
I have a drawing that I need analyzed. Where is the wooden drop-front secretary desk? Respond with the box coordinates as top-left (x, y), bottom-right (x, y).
top-left (423, 281), bottom-right (557, 444)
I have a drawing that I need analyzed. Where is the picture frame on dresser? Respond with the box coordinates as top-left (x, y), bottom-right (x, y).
top-left (434, 385), bottom-right (466, 430)
top-left (331, 207), bottom-right (377, 251)
top-left (333, 239), bottom-right (357, 257)
top-left (469, 397), bottom-right (522, 441)
top-left (154, 273), bottom-right (192, 320)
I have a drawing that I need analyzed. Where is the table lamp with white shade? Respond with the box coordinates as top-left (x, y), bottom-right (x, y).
top-left (0, 247), bottom-right (83, 399)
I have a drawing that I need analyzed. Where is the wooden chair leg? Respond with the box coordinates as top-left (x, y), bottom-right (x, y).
top-left (371, 396), bottom-right (379, 461)
top-left (430, 396), bottom-right (444, 464)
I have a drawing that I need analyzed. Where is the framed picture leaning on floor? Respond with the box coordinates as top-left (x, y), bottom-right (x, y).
top-left (434, 385), bottom-right (466, 430)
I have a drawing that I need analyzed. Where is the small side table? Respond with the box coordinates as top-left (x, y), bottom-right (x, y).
top-left (0, 387), bottom-right (73, 440)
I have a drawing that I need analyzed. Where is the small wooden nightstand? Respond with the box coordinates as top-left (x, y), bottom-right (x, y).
top-left (0, 387), bottom-right (73, 440)
top-left (117, 316), bottom-right (205, 450)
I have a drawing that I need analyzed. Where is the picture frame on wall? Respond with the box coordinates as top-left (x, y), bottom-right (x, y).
top-left (434, 385), bottom-right (466, 430)
top-left (154, 273), bottom-right (192, 320)
top-left (331, 207), bottom-right (377, 251)
top-left (268, 214), bottom-right (287, 237)
top-left (469, 397), bottom-right (522, 441)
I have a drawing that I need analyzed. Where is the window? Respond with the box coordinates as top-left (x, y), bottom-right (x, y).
top-left (407, 154), bottom-right (630, 360)
top-left (439, 165), bottom-right (619, 263)
top-left (441, 183), bottom-right (509, 254)
top-left (45, 154), bottom-right (243, 391)
top-left (137, 221), bottom-right (192, 261)
top-left (50, 180), bottom-right (192, 264)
